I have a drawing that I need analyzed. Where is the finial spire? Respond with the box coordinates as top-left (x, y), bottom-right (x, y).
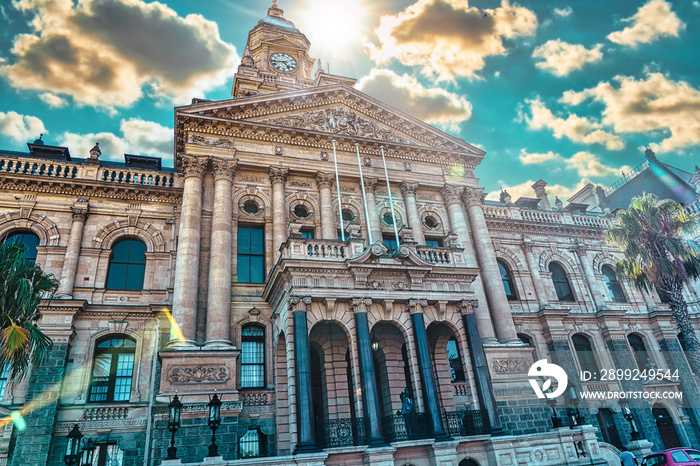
top-left (268, 0), bottom-right (283, 17)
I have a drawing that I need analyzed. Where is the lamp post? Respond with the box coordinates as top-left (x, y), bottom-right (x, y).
top-left (81, 437), bottom-right (96, 466)
top-left (622, 402), bottom-right (642, 441)
top-left (547, 397), bottom-right (563, 428)
top-left (64, 424), bottom-right (83, 466)
top-left (207, 392), bottom-right (222, 457)
top-left (566, 387), bottom-right (585, 428)
top-left (167, 393), bottom-right (183, 460)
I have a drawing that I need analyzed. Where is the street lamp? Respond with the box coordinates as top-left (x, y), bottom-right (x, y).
top-left (81, 437), bottom-right (96, 466)
top-left (547, 397), bottom-right (563, 428)
top-left (371, 337), bottom-right (379, 352)
top-left (64, 424), bottom-right (83, 466)
top-left (166, 393), bottom-right (183, 460)
top-left (207, 391), bottom-right (222, 457)
top-left (567, 387), bottom-right (586, 428)
top-left (622, 402), bottom-right (642, 441)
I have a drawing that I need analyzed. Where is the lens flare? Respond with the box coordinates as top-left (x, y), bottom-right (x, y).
top-left (161, 308), bottom-right (184, 343)
top-left (10, 411), bottom-right (25, 430)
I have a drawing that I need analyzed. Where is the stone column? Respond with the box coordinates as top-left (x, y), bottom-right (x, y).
top-left (291, 296), bottom-right (318, 453)
top-left (400, 182), bottom-right (425, 245)
top-left (316, 172), bottom-right (336, 240)
top-left (571, 240), bottom-right (606, 309)
top-left (172, 155), bottom-right (207, 345)
top-left (205, 158), bottom-right (237, 347)
top-left (532, 179), bottom-right (552, 211)
top-left (408, 299), bottom-right (448, 439)
top-left (363, 177), bottom-right (382, 243)
top-left (440, 185), bottom-right (497, 343)
top-left (56, 199), bottom-right (89, 298)
top-left (270, 166), bottom-right (289, 263)
top-left (522, 236), bottom-right (549, 308)
top-left (459, 300), bottom-right (502, 433)
top-left (463, 187), bottom-right (519, 343)
top-left (352, 298), bottom-right (385, 445)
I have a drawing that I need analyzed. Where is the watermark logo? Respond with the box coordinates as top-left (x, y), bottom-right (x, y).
top-left (528, 359), bottom-right (568, 399)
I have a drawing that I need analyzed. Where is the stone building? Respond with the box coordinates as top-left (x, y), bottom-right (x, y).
top-left (1, 3), bottom-right (699, 466)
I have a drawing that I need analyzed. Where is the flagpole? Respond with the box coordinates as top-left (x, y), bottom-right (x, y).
top-left (380, 146), bottom-right (400, 246)
top-left (332, 139), bottom-right (345, 241)
top-left (355, 143), bottom-right (373, 245)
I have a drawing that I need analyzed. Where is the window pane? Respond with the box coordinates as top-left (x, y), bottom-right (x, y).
top-left (240, 430), bottom-right (260, 458)
top-left (242, 326), bottom-right (264, 337)
top-left (425, 240), bottom-right (439, 247)
top-left (124, 264), bottom-right (146, 290)
top-left (237, 255), bottom-right (251, 283)
top-left (238, 228), bottom-right (251, 254)
top-left (106, 264), bottom-right (127, 289)
top-left (550, 263), bottom-right (574, 302)
top-left (5, 232), bottom-right (40, 262)
top-left (250, 256), bottom-right (264, 283)
top-left (250, 227), bottom-right (264, 254)
top-left (447, 339), bottom-right (465, 382)
top-left (671, 452), bottom-right (690, 462)
top-left (89, 339), bottom-right (135, 403)
top-left (126, 241), bottom-right (146, 264)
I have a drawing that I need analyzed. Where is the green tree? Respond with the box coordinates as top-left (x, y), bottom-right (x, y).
top-left (0, 241), bottom-right (58, 383)
top-left (606, 194), bottom-right (700, 374)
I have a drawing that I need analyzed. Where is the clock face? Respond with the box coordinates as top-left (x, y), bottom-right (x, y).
top-left (269, 52), bottom-right (297, 72)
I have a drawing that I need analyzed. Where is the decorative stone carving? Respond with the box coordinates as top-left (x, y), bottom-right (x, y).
top-left (269, 166), bottom-right (289, 184)
top-left (499, 189), bottom-right (512, 205)
top-left (407, 298), bottom-right (428, 314)
top-left (440, 185), bottom-right (464, 206)
top-left (492, 359), bottom-right (529, 374)
top-left (458, 300), bottom-right (479, 315)
top-left (169, 366), bottom-right (230, 384)
top-left (211, 158), bottom-right (237, 182)
top-left (188, 134), bottom-right (235, 148)
top-left (289, 296), bottom-right (312, 312)
top-left (71, 205), bottom-right (89, 221)
top-left (462, 187), bottom-right (484, 207)
top-left (259, 107), bottom-right (414, 145)
top-left (315, 172), bottom-right (334, 189)
top-left (400, 182), bottom-right (418, 198)
top-left (351, 297), bottom-right (372, 313)
top-left (364, 177), bottom-right (377, 192)
top-left (180, 155), bottom-right (208, 178)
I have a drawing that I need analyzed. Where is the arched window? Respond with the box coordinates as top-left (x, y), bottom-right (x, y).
top-left (549, 262), bottom-right (574, 302)
top-left (446, 337), bottom-right (465, 382)
top-left (518, 333), bottom-right (534, 347)
top-left (89, 336), bottom-right (136, 403)
top-left (498, 260), bottom-right (517, 301)
top-left (602, 266), bottom-right (626, 303)
top-left (106, 239), bottom-right (146, 290)
top-left (239, 427), bottom-right (268, 458)
top-left (4, 231), bottom-right (40, 263)
top-left (628, 334), bottom-right (652, 371)
top-left (241, 325), bottom-right (265, 388)
top-left (572, 334), bottom-right (599, 374)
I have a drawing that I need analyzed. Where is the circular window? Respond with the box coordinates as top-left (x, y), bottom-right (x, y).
top-left (243, 200), bottom-right (260, 215)
top-left (424, 216), bottom-right (439, 229)
top-left (294, 204), bottom-right (310, 219)
top-left (341, 209), bottom-right (355, 222)
top-left (382, 212), bottom-right (395, 226)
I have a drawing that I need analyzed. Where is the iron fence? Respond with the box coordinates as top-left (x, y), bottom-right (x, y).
top-left (443, 410), bottom-right (490, 437)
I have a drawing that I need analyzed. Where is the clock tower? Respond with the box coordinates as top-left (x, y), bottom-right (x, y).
top-left (232, 1), bottom-right (356, 97)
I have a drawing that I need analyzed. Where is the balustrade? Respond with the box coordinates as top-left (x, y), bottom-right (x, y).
top-left (99, 167), bottom-right (175, 187)
top-left (482, 205), bottom-right (512, 219)
top-left (280, 237), bottom-right (348, 261)
top-left (0, 157), bottom-right (78, 179)
top-left (316, 417), bottom-right (367, 448)
top-left (416, 246), bottom-right (453, 265)
top-left (82, 406), bottom-right (129, 420)
top-left (443, 410), bottom-right (490, 437)
top-left (381, 413), bottom-right (432, 443)
top-left (520, 209), bottom-right (564, 224)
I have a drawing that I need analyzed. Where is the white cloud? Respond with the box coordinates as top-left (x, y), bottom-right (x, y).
top-left (607, 0), bottom-right (685, 47)
top-left (518, 149), bottom-right (561, 165)
top-left (553, 7), bottom-right (573, 17)
top-left (57, 118), bottom-right (172, 163)
top-left (560, 72), bottom-right (700, 152)
top-left (518, 148), bottom-right (631, 178)
top-left (532, 40), bottom-right (603, 77)
top-left (366, 0), bottom-right (537, 81)
top-left (522, 97), bottom-right (625, 150)
top-left (38, 92), bottom-right (67, 108)
top-left (1, 0), bottom-right (238, 108)
top-left (486, 178), bottom-right (590, 202)
top-left (0, 110), bottom-right (46, 142)
top-left (356, 69), bottom-right (472, 131)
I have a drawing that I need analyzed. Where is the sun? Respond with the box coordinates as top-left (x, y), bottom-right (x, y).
top-left (304, 0), bottom-right (365, 50)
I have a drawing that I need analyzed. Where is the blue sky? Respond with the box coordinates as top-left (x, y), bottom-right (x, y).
top-left (0, 0), bottom-right (698, 201)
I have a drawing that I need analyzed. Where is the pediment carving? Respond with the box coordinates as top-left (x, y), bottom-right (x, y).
top-left (258, 106), bottom-right (415, 145)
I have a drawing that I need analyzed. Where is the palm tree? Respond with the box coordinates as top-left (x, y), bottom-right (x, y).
top-left (0, 241), bottom-right (58, 383)
top-left (606, 194), bottom-right (700, 374)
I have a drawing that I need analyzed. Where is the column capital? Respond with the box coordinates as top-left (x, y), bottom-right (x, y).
top-left (180, 154), bottom-right (208, 179)
top-left (458, 299), bottom-right (479, 316)
top-left (407, 298), bottom-right (428, 314)
top-left (212, 158), bottom-right (237, 182)
top-left (70, 200), bottom-right (90, 222)
top-left (400, 181), bottom-right (419, 197)
top-left (521, 236), bottom-right (534, 252)
top-left (462, 187), bottom-right (485, 207)
top-left (351, 298), bottom-right (372, 313)
top-left (270, 166), bottom-right (289, 185)
top-left (440, 184), bottom-right (464, 206)
top-left (363, 177), bottom-right (378, 193)
top-left (570, 238), bottom-right (587, 255)
top-left (315, 172), bottom-right (334, 190)
top-left (289, 296), bottom-right (312, 312)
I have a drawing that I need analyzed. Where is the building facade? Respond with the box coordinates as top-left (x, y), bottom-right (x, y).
top-left (1, 3), bottom-right (700, 466)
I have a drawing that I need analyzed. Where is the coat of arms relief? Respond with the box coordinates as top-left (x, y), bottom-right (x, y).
top-left (259, 107), bottom-right (415, 145)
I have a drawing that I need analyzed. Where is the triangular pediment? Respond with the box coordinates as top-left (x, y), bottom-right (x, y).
top-left (176, 83), bottom-right (484, 156)
top-left (260, 34), bottom-right (308, 50)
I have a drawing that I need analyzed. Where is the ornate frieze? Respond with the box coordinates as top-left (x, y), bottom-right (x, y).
top-left (188, 133), bottom-right (235, 148)
top-left (180, 155), bottom-right (208, 179)
top-left (492, 359), bottom-right (529, 374)
top-left (269, 166), bottom-right (289, 184)
top-left (259, 107), bottom-right (415, 145)
top-left (440, 185), bottom-right (464, 206)
top-left (211, 158), bottom-right (237, 182)
top-left (169, 366), bottom-right (230, 384)
top-left (315, 172), bottom-right (334, 190)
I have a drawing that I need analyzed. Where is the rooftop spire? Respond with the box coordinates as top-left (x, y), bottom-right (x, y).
top-left (268, 0), bottom-right (283, 17)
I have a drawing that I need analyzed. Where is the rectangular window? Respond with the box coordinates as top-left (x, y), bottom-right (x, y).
top-left (301, 229), bottom-right (315, 239)
top-left (425, 238), bottom-right (443, 247)
top-left (382, 233), bottom-right (397, 252)
top-left (237, 226), bottom-right (265, 283)
top-left (241, 340), bottom-right (265, 388)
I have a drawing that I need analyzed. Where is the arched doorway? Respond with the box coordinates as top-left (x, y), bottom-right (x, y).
top-left (371, 321), bottom-right (413, 417)
top-left (653, 404), bottom-right (681, 448)
top-left (427, 322), bottom-right (467, 411)
top-left (459, 459), bottom-right (480, 466)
